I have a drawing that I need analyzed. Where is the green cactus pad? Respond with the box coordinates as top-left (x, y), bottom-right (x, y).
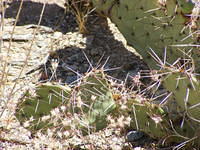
top-left (16, 70), bottom-right (116, 134)
top-left (127, 98), bottom-right (199, 144)
top-left (92, 0), bottom-right (200, 144)
top-left (16, 83), bottom-right (71, 131)
top-left (163, 70), bottom-right (200, 122)
top-left (130, 101), bottom-right (169, 138)
top-left (177, 0), bottom-right (195, 13)
top-left (73, 70), bottom-right (116, 133)
top-left (92, 0), bottom-right (199, 71)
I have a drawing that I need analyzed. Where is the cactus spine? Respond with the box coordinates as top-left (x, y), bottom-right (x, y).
top-left (16, 70), bottom-right (116, 133)
top-left (91, 0), bottom-right (200, 145)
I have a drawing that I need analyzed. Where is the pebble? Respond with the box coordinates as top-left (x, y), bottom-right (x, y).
top-left (126, 131), bottom-right (144, 142)
top-left (53, 31), bottom-right (62, 39)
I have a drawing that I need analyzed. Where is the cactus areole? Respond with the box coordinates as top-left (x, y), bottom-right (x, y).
top-left (91, 0), bottom-right (200, 145)
top-left (92, 0), bottom-right (199, 71)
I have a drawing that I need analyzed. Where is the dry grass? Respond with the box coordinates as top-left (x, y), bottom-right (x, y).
top-left (65, 0), bottom-right (93, 34)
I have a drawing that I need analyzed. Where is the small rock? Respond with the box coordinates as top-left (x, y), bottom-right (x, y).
top-left (126, 131), bottom-right (144, 142)
top-left (53, 31), bottom-right (62, 39)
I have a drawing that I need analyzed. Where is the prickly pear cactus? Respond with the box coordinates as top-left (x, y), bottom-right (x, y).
top-left (15, 83), bottom-right (71, 131)
top-left (126, 100), bottom-right (169, 138)
top-left (117, 97), bottom-right (198, 144)
top-left (92, 0), bottom-right (200, 72)
top-left (91, 0), bottom-right (200, 146)
top-left (162, 69), bottom-right (200, 122)
top-left (15, 70), bottom-right (116, 134)
top-left (71, 69), bottom-right (116, 134)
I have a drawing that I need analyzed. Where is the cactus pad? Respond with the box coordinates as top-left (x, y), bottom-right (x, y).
top-left (92, 0), bottom-right (199, 71)
top-left (15, 83), bottom-right (71, 131)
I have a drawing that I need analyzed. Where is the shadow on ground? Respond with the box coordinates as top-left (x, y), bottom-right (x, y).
top-left (5, 0), bottom-right (150, 87)
top-left (36, 14), bottom-right (149, 87)
top-left (5, 0), bottom-right (77, 33)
